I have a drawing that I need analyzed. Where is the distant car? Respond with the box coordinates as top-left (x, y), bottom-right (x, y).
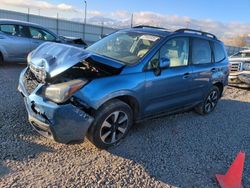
top-left (59, 36), bottom-right (88, 48)
top-left (18, 26), bottom-right (229, 149)
top-left (229, 49), bottom-right (250, 88)
top-left (0, 19), bottom-right (87, 65)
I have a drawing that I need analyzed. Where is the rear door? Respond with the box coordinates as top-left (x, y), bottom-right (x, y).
top-left (28, 27), bottom-right (57, 51)
top-left (0, 24), bottom-right (31, 61)
top-left (212, 41), bottom-right (229, 84)
top-left (144, 37), bottom-right (193, 116)
top-left (189, 37), bottom-right (214, 101)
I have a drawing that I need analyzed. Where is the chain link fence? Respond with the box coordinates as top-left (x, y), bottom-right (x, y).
top-left (0, 9), bottom-right (247, 55)
top-left (0, 9), bottom-right (117, 44)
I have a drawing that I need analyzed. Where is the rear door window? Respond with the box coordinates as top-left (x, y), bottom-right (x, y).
top-left (192, 38), bottom-right (212, 64)
top-left (17, 25), bottom-right (29, 38)
top-left (213, 42), bottom-right (226, 62)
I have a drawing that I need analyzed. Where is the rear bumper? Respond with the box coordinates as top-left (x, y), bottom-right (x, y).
top-left (18, 68), bottom-right (94, 144)
top-left (229, 71), bottom-right (250, 88)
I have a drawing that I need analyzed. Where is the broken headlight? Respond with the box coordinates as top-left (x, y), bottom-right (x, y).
top-left (243, 63), bottom-right (250, 71)
top-left (27, 52), bottom-right (32, 64)
top-left (45, 79), bottom-right (87, 103)
top-left (28, 54), bottom-right (47, 83)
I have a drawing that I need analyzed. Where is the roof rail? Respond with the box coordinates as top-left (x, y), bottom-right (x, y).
top-left (133, 25), bottom-right (169, 31)
top-left (175, 28), bottom-right (217, 39)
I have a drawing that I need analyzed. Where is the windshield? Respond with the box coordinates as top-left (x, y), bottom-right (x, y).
top-left (86, 31), bottom-right (161, 65)
top-left (231, 52), bottom-right (250, 58)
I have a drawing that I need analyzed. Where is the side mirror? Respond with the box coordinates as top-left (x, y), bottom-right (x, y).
top-left (159, 57), bottom-right (170, 69)
top-left (152, 57), bottom-right (170, 76)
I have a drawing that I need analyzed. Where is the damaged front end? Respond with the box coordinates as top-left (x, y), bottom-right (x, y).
top-left (18, 42), bottom-right (123, 143)
top-left (229, 61), bottom-right (250, 88)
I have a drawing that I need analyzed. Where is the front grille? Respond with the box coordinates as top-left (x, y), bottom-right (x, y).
top-left (230, 62), bottom-right (242, 72)
top-left (23, 68), bottom-right (41, 94)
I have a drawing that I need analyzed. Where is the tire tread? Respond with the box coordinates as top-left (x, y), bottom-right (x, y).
top-left (87, 99), bottom-right (133, 149)
top-left (195, 86), bottom-right (220, 115)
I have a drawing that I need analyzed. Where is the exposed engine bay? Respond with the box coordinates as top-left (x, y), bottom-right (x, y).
top-left (25, 57), bottom-right (123, 96)
top-left (51, 58), bottom-right (121, 84)
top-left (26, 42), bottom-right (124, 85)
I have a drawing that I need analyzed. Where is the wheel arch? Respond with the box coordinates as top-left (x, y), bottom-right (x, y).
top-left (115, 95), bottom-right (140, 119)
top-left (0, 50), bottom-right (3, 61)
top-left (0, 46), bottom-right (8, 62)
top-left (95, 94), bottom-right (141, 121)
top-left (213, 82), bottom-right (224, 97)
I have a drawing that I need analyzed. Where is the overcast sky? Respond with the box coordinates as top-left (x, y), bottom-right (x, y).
top-left (0, 0), bottom-right (250, 38)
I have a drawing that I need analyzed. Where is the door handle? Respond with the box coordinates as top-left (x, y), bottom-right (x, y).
top-left (183, 72), bottom-right (191, 79)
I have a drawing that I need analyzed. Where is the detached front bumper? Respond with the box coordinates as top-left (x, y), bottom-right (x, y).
top-left (229, 71), bottom-right (250, 88)
top-left (18, 68), bottom-right (94, 144)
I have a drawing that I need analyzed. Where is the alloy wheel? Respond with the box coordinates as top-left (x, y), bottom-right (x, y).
top-left (205, 90), bottom-right (218, 113)
top-left (100, 111), bottom-right (129, 144)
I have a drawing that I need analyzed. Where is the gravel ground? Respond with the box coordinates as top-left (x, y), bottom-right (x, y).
top-left (0, 64), bottom-right (250, 188)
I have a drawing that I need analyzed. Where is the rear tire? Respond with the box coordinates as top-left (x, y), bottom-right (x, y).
top-left (195, 86), bottom-right (220, 115)
top-left (87, 99), bottom-right (133, 149)
top-left (0, 53), bottom-right (3, 65)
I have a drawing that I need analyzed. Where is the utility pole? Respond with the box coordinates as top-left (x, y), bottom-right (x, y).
top-left (27, 8), bottom-right (30, 22)
top-left (101, 21), bottom-right (104, 38)
top-left (56, 13), bottom-right (59, 35)
top-left (84, 0), bottom-right (87, 25)
top-left (83, 0), bottom-right (87, 40)
top-left (131, 13), bottom-right (134, 28)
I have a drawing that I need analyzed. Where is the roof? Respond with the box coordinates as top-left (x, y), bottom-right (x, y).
top-left (123, 27), bottom-right (171, 37)
top-left (0, 19), bottom-right (44, 28)
top-left (125, 25), bottom-right (219, 41)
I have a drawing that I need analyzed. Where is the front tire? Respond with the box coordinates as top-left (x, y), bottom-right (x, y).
top-left (195, 86), bottom-right (220, 115)
top-left (88, 99), bottom-right (133, 149)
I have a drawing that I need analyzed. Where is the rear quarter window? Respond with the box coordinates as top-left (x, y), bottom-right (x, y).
top-left (0, 24), bottom-right (16, 35)
top-left (213, 42), bottom-right (226, 62)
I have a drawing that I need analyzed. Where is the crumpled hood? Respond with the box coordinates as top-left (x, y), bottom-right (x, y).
top-left (28, 42), bottom-right (124, 78)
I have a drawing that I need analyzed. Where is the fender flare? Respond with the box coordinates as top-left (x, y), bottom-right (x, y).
top-left (93, 90), bottom-right (141, 110)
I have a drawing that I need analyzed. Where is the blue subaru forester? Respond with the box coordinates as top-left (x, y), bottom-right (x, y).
top-left (18, 26), bottom-right (229, 149)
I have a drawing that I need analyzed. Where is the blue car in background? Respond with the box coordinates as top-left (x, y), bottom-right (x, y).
top-left (18, 26), bottom-right (229, 149)
top-left (0, 19), bottom-right (87, 65)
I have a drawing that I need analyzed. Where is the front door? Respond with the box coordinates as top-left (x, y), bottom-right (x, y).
top-left (144, 37), bottom-right (193, 116)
